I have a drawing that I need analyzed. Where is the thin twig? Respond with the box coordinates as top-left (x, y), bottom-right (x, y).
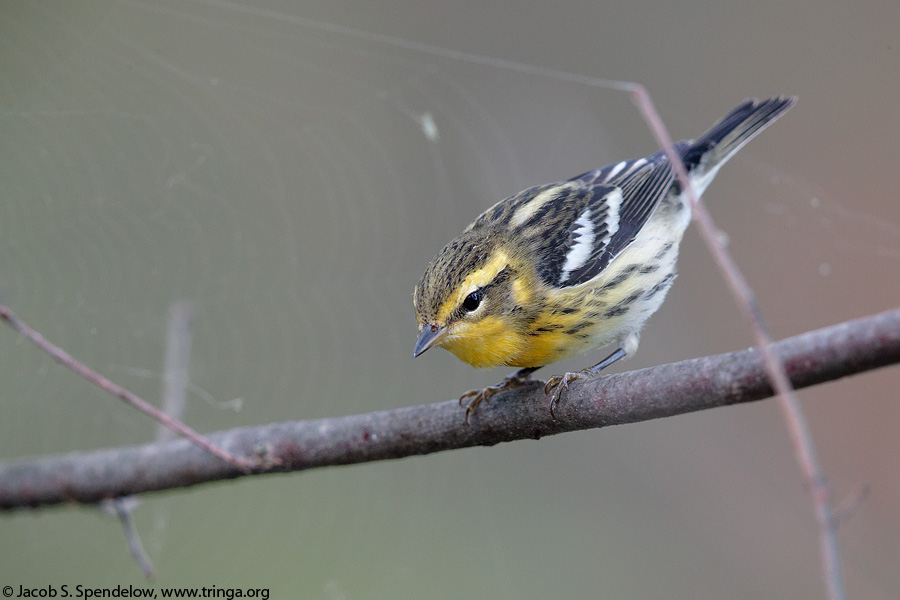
top-left (628, 86), bottom-right (846, 600)
top-left (110, 301), bottom-right (194, 579)
top-left (106, 498), bottom-right (154, 579)
top-left (159, 301), bottom-right (193, 443)
top-left (0, 304), bottom-right (252, 472)
top-left (833, 485), bottom-right (870, 526)
top-left (1, 308), bottom-right (897, 511)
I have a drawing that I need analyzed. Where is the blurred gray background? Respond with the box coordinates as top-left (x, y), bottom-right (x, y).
top-left (1, 1), bottom-right (899, 598)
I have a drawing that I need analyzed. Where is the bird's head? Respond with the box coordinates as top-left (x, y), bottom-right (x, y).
top-left (413, 229), bottom-right (535, 368)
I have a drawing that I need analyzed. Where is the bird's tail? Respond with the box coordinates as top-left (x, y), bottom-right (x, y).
top-left (682, 96), bottom-right (797, 173)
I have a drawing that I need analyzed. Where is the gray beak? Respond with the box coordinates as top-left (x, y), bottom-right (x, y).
top-left (413, 325), bottom-right (447, 357)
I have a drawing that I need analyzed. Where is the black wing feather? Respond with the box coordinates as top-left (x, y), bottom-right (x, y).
top-left (544, 144), bottom-right (686, 288)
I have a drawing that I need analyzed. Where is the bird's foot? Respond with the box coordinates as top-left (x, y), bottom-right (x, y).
top-left (459, 369), bottom-right (539, 424)
top-left (543, 371), bottom-right (591, 420)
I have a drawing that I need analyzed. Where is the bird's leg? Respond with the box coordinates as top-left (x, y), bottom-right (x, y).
top-left (544, 347), bottom-right (627, 419)
top-left (459, 366), bottom-right (541, 424)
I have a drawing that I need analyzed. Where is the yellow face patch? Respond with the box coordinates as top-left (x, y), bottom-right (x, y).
top-left (435, 250), bottom-right (510, 324)
top-left (511, 274), bottom-right (532, 306)
top-left (439, 315), bottom-right (524, 368)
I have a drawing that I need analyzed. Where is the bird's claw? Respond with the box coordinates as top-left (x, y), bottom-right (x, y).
top-left (458, 387), bottom-right (497, 425)
top-left (543, 371), bottom-right (587, 420)
top-left (459, 371), bottom-right (538, 425)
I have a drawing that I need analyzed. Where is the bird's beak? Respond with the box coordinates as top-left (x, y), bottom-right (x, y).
top-left (414, 324), bottom-right (447, 358)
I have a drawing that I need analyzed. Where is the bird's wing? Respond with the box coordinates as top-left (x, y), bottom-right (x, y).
top-left (522, 150), bottom-right (681, 288)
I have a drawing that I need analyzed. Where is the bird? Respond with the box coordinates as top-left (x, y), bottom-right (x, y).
top-left (412, 97), bottom-right (796, 421)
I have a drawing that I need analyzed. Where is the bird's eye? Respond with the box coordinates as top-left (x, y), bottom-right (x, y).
top-left (462, 289), bottom-right (483, 312)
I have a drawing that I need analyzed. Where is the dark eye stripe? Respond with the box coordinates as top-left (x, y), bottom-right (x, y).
top-left (484, 265), bottom-right (512, 290)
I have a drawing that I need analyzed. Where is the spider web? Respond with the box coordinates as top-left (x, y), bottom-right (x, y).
top-left (1, 1), bottom-right (899, 597)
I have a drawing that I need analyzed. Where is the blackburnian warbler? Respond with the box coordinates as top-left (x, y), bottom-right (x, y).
top-left (413, 97), bottom-right (795, 420)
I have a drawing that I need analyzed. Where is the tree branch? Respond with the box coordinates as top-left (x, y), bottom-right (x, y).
top-left (2, 308), bottom-right (898, 511)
